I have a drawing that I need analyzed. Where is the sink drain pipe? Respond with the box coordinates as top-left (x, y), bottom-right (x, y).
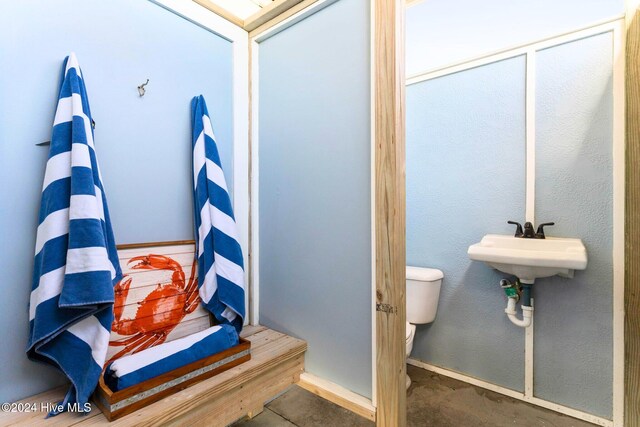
top-left (500, 279), bottom-right (533, 328)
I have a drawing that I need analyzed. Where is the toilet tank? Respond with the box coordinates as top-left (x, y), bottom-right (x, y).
top-left (406, 266), bottom-right (443, 324)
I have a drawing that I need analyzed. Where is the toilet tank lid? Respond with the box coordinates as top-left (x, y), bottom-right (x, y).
top-left (406, 266), bottom-right (443, 281)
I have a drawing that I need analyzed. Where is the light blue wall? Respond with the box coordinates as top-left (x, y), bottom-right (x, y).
top-left (407, 0), bottom-right (624, 75)
top-left (406, 8), bottom-right (616, 420)
top-left (0, 0), bottom-right (234, 402)
top-left (534, 33), bottom-right (613, 416)
top-left (258, 0), bottom-right (372, 398)
top-left (407, 57), bottom-right (527, 391)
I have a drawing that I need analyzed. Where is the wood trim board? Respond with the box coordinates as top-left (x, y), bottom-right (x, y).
top-left (191, 0), bottom-right (245, 27)
top-left (1, 327), bottom-right (305, 426)
top-left (244, 0), bottom-right (306, 32)
top-left (116, 240), bottom-right (195, 250)
top-left (94, 339), bottom-right (251, 420)
top-left (249, 38), bottom-right (260, 326)
top-left (248, 36), bottom-right (257, 326)
top-left (248, 0), bottom-right (324, 37)
top-left (404, 0), bottom-right (426, 7)
top-left (298, 373), bottom-right (376, 421)
top-left (191, 0), bottom-right (313, 33)
top-left (625, 2), bottom-right (640, 426)
top-left (373, 0), bottom-right (406, 425)
top-left (408, 358), bottom-right (614, 427)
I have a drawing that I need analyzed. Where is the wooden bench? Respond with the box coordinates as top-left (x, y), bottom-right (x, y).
top-left (5, 243), bottom-right (307, 425)
top-left (2, 326), bottom-right (307, 426)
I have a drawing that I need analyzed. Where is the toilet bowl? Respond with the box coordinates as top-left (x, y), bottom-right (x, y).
top-left (405, 266), bottom-right (443, 389)
top-left (406, 322), bottom-right (416, 356)
top-left (405, 322), bottom-right (416, 389)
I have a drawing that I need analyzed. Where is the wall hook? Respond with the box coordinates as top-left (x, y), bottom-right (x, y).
top-left (36, 120), bottom-right (94, 146)
top-left (138, 79), bottom-right (149, 97)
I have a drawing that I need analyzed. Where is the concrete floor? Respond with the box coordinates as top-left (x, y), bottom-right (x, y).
top-left (232, 365), bottom-right (597, 427)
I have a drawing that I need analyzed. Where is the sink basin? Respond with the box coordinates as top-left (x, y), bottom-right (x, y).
top-left (467, 234), bottom-right (587, 282)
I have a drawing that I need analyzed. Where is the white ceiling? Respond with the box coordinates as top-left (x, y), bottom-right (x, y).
top-left (207, 0), bottom-right (274, 20)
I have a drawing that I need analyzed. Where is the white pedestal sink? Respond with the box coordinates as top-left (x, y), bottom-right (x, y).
top-left (467, 234), bottom-right (588, 283)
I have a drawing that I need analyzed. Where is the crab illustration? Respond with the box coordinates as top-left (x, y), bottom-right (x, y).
top-left (107, 254), bottom-right (200, 364)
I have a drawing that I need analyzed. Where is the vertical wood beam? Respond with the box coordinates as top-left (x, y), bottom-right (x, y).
top-left (626, 1), bottom-right (640, 426)
top-left (374, 0), bottom-right (406, 425)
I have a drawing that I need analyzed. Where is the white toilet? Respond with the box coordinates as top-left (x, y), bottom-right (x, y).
top-left (405, 266), bottom-right (443, 389)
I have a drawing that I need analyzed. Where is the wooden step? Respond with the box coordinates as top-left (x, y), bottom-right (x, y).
top-left (1, 326), bottom-right (306, 427)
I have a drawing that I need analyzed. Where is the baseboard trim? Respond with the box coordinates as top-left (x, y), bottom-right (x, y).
top-left (407, 358), bottom-right (613, 427)
top-left (297, 372), bottom-right (376, 421)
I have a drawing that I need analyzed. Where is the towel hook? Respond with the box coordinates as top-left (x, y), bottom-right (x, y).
top-left (138, 79), bottom-right (149, 97)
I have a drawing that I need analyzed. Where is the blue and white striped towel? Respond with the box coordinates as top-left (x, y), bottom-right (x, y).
top-left (27, 53), bottom-right (122, 415)
top-left (105, 325), bottom-right (238, 391)
top-left (192, 95), bottom-right (245, 333)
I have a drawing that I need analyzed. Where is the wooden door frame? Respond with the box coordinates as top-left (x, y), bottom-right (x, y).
top-left (625, 2), bottom-right (640, 426)
top-left (373, 0), bottom-right (406, 425)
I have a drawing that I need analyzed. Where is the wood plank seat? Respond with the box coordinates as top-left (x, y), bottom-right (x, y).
top-left (1, 326), bottom-right (307, 427)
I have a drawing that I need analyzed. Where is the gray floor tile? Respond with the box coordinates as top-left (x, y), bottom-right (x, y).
top-left (406, 365), bottom-right (596, 427)
top-left (231, 367), bottom-right (598, 427)
top-left (230, 407), bottom-right (297, 427)
top-left (268, 386), bottom-right (374, 427)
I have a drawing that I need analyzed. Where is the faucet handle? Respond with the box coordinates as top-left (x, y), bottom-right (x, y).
top-left (523, 222), bottom-right (535, 238)
top-left (535, 222), bottom-right (555, 239)
top-left (507, 221), bottom-right (524, 238)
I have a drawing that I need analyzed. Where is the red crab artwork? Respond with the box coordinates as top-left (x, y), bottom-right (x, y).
top-left (107, 254), bottom-right (200, 365)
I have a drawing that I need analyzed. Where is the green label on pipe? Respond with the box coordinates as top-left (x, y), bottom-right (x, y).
top-left (504, 288), bottom-right (519, 298)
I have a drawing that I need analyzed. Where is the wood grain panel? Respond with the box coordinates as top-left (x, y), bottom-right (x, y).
top-left (151, 356), bottom-right (303, 427)
top-left (110, 308), bottom-right (207, 333)
top-left (0, 386), bottom-right (81, 427)
top-left (106, 316), bottom-right (211, 361)
top-left (94, 329), bottom-right (305, 426)
top-left (116, 241), bottom-right (195, 251)
top-left (404, 0), bottom-right (426, 7)
top-left (2, 327), bottom-right (306, 426)
top-left (298, 373), bottom-right (376, 421)
top-left (191, 0), bottom-right (245, 28)
top-left (240, 324), bottom-right (267, 338)
top-left (110, 307), bottom-right (208, 330)
top-left (113, 283), bottom-right (203, 308)
top-left (248, 0), bottom-right (323, 38)
top-left (95, 339), bottom-right (251, 421)
top-left (374, 0), bottom-right (406, 425)
top-left (626, 3), bottom-right (640, 426)
top-left (244, 0), bottom-right (306, 32)
top-left (109, 244), bottom-right (202, 362)
top-left (119, 255), bottom-right (196, 276)
top-left (117, 244), bottom-right (195, 260)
